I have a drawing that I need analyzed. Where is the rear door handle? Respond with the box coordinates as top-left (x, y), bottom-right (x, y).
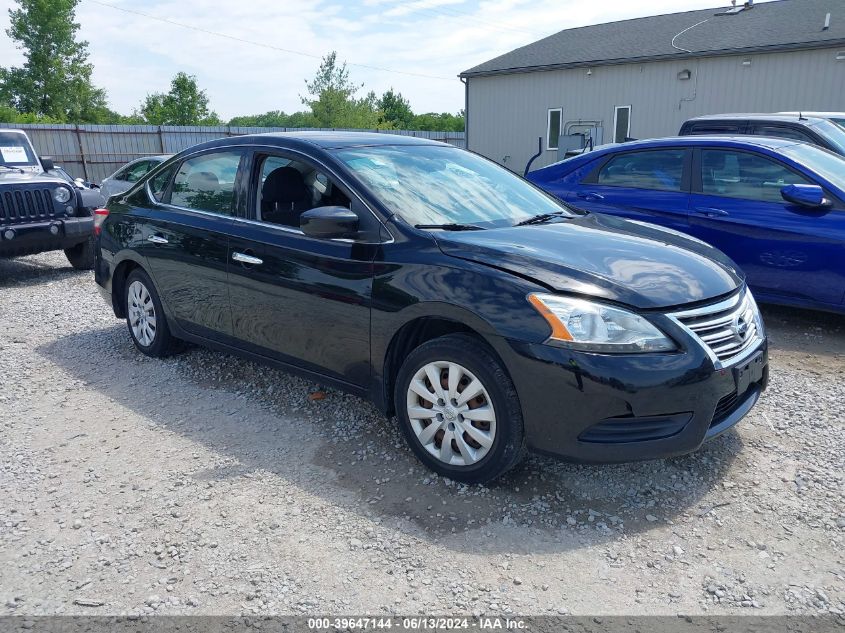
top-left (232, 252), bottom-right (263, 266)
top-left (147, 235), bottom-right (168, 244)
top-left (577, 191), bottom-right (605, 201)
top-left (693, 207), bottom-right (729, 218)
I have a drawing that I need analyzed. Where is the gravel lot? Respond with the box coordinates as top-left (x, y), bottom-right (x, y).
top-left (1, 251), bottom-right (843, 618)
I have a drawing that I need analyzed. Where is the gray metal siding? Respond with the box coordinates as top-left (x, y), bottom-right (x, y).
top-left (467, 47), bottom-right (845, 173)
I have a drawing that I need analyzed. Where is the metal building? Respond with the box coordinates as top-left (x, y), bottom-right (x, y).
top-left (460, 0), bottom-right (845, 173)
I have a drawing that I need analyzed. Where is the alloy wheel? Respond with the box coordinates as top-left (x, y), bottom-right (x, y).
top-left (405, 361), bottom-right (496, 467)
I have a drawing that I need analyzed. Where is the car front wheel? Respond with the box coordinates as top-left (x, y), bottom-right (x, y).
top-left (124, 268), bottom-right (178, 357)
top-left (64, 236), bottom-right (95, 270)
top-left (395, 333), bottom-right (525, 484)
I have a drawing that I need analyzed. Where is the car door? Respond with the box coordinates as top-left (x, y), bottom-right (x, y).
top-left (687, 147), bottom-right (845, 306)
top-left (140, 149), bottom-right (247, 340)
top-left (568, 147), bottom-right (692, 233)
top-left (226, 149), bottom-right (380, 388)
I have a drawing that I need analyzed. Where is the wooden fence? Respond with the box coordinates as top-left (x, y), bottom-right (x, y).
top-left (0, 123), bottom-right (466, 183)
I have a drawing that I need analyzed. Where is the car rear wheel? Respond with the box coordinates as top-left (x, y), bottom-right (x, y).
top-left (124, 268), bottom-right (178, 357)
top-left (395, 333), bottom-right (525, 484)
top-left (64, 236), bottom-right (95, 270)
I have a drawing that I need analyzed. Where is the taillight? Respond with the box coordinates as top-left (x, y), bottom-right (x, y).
top-left (93, 208), bottom-right (109, 235)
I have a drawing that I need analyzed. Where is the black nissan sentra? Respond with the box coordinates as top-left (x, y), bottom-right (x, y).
top-left (94, 132), bottom-right (768, 483)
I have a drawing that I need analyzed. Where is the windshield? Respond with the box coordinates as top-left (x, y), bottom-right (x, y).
top-left (0, 131), bottom-right (39, 167)
top-left (335, 144), bottom-right (571, 228)
top-left (780, 143), bottom-right (845, 187)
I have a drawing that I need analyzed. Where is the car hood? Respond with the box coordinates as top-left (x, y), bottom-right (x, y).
top-left (0, 169), bottom-right (63, 186)
top-left (434, 213), bottom-right (743, 309)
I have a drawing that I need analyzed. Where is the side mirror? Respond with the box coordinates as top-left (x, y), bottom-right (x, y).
top-left (39, 156), bottom-right (55, 171)
top-left (300, 206), bottom-right (359, 239)
top-left (781, 184), bottom-right (830, 208)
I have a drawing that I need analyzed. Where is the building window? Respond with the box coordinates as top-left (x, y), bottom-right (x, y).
top-left (613, 106), bottom-right (631, 143)
top-left (547, 108), bottom-right (562, 151)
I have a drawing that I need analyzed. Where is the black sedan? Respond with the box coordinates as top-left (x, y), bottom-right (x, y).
top-left (94, 132), bottom-right (768, 483)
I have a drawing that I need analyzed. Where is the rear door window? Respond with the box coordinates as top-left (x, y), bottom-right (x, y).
top-left (596, 149), bottom-right (686, 191)
top-left (169, 151), bottom-right (243, 215)
top-left (700, 149), bottom-right (813, 202)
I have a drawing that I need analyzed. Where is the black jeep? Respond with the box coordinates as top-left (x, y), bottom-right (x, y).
top-left (1, 129), bottom-right (103, 269)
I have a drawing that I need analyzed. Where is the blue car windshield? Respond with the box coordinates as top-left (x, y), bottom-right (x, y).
top-left (780, 142), bottom-right (845, 186)
top-left (335, 145), bottom-right (571, 228)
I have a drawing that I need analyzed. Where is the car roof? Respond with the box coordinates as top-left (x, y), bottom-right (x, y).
top-left (684, 113), bottom-right (826, 125)
top-left (189, 131), bottom-right (445, 153)
top-left (603, 135), bottom-right (801, 151)
top-left (777, 111), bottom-right (845, 118)
top-left (539, 135), bottom-right (805, 172)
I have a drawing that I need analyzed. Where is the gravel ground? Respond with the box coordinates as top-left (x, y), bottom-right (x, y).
top-left (1, 251), bottom-right (844, 617)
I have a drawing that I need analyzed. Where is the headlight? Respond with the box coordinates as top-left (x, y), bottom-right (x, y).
top-left (528, 293), bottom-right (676, 352)
top-left (746, 289), bottom-right (765, 338)
top-left (53, 186), bottom-right (72, 203)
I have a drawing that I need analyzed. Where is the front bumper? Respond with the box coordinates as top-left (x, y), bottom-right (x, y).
top-left (502, 331), bottom-right (768, 464)
top-left (0, 216), bottom-right (93, 256)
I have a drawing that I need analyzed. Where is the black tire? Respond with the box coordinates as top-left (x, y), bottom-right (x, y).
top-left (124, 268), bottom-right (179, 358)
top-left (394, 333), bottom-right (525, 484)
top-left (64, 236), bottom-right (96, 270)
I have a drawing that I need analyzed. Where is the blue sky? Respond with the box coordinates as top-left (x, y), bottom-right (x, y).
top-left (0, 0), bottom-right (752, 120)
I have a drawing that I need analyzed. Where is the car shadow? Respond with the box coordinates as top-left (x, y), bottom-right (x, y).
top-left (760, 304), bottom-right (845, 359)
top-left (0, 254), bottom-right (88, 288)
top-left (38, 324), bottom-right (744, 555)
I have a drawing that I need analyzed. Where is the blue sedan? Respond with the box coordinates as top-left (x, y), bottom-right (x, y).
top-left (528, 136), bottom-right (845, 315)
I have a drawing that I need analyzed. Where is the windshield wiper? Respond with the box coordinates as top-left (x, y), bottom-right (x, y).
top-left (0, 164), bottom-right (25, 173)
top-left (514, 211), bottom-right (572, 227)
top-left (414, 223), bottom-right (486, 231)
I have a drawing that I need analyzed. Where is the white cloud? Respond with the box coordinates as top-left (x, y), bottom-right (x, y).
top-left (0, 0), bottom-right (750, 120)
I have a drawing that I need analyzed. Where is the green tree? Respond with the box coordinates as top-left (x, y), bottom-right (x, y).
top-left (301, 52), bottom-right (381, 129)
top-left (0, 0), bottom-right (108, 122)
top-left (228, 110), bottom-right (317, 128)
top-left (0, 104), bottom-right (61, 123)
top-left (411, 111), bottom-right (465, 132)
top-left (377, 88), bottom-right (413, 129)
top-left (140, 72), bottom-right (221, 126)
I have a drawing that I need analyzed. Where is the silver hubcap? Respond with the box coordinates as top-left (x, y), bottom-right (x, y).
top-left (406, 361), bottom-right (496, 467)
top-left (127, 280), bottom-right (157, 347)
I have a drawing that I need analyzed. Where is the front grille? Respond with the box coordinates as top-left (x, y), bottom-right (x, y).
top-left (0, 187), bottom-right (59, 225)
top-left (669, 290), bottom-right (761, 365)
top-left (712, 390), bottom-right (738, 425)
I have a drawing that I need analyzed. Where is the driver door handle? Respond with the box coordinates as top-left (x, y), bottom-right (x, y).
top-left (693, 207), bottom-right (729, 218)
top-left (147, 235), bottom-right (168, 244)
top-left (232, 252), bottom-right (263, 266)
